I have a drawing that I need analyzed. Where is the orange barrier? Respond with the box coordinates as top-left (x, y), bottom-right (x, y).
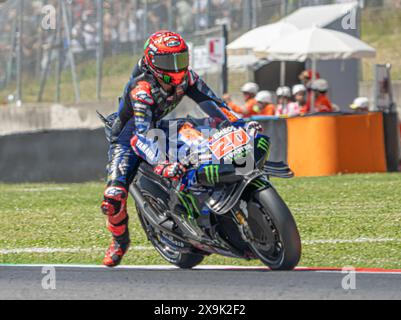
top-left (287, 113), bottom-right (387, 177)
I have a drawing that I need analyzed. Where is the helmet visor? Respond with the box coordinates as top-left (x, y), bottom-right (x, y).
top-left (153, 51), bottom-right (189, 72)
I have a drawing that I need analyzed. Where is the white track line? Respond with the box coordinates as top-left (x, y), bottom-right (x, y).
top-left (303, 238), bottom-right (401, 245)
top-left (1, 238), bottom-right (400, 255)
top-left (20, 187), bottom-right (71, 192)
top-left (0, 246), bottom-right (153, 254)
top-left (1, 264), bottom-right (401, 275)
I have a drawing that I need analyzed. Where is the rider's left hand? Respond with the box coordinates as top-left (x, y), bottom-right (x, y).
top-left (154, 162), bottom-right (186, 181)
top-left (245, 121), bottom-right (263, 136)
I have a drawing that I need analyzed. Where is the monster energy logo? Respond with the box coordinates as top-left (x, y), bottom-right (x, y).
top-left (163, 74), bottom-right (171, 84)
top-left (204, 165), bottom-right (220, 184)
top-left (177, 192), bottom-right (200, 220)
top-left (251, 179), bottom-right (268, 189)
top-left (257, 138), bottom-right (270, 153)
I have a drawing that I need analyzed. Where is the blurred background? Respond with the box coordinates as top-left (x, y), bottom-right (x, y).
top-left (0, 0), bottom-right (400, 182)
top-left (0, 0), bottom-right (400, 105)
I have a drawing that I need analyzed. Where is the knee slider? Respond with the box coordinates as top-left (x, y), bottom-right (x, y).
top-left (101, 186), bottom-right (128, 216)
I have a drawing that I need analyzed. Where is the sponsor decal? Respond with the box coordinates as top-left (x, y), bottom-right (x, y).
top-left (178, 124), bottom-right (205, 146)
top-left (204, 165), bottom-right (219, 184)
top-left (148, 43), bottom-right (158, 53)
top-left (177, 191), bottom-right (200, 231)
top-left (209, 128), bottom-right (250, 160)
top-left (105, 187), bottom-right (125, 197)
top-left (257, 137), bottom-right (270, 152)
top-left (250, 178), bottom-right (268, 189)
top-left (143, 38), bottom-right (150, 50)
top-left (134, 111), bottom-right (146, 118)
top-left (131, 89), bottom-right (154, 105)
top-left (163, 74), bottom-right (171, 84)
top-left (136, 139), bottom-right (157, 161)
top-left (164, 35), bottom-right (181, 47)
top-left (223, 144), bottom-right (252, 162)
top-left (185, 170), bottom-right (198, 188)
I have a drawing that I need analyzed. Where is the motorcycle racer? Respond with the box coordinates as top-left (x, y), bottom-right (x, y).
top-left (101, 30), bottom-right (256, 267)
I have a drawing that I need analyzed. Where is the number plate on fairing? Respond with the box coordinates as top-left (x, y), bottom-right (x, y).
top-left (208, 127), bottom-right (251, 160)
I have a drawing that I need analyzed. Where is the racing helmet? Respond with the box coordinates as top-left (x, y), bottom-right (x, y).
top-left (311, 79), bottom-right (329, 93)
top-left (241, 82), bottom-right (259, 95)
top-left (276, 86), bottom-right (291, 98)
top-left (144, 31), bottom-right (189, 86)
top-left (292, 84), bottom-right (307, 96)
top-left (255, 90), bottom-right (273, 104)
top-left (350, 97), bottom-right (369, 110)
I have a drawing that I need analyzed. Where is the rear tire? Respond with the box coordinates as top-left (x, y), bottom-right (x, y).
top-left (135, 200), bottom-right (204, 270)
top-left (248, 187), bottom-right (301, 270)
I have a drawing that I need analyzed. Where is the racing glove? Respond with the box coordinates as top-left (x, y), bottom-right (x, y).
top-left (245, 121), bottom-right (263, 137)
top-left (153, 162), bottom-right (186, 181)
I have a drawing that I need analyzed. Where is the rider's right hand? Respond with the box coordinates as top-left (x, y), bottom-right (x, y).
top-left (154, 162), bottom-right (186, 181)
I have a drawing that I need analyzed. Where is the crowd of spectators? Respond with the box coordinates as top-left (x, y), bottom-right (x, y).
top-left (223, 69), bottom-right (337, 118)
top-left (0, 0), bottom-right (390, 95)
top-left (1, 0), bottom-right (352, 60)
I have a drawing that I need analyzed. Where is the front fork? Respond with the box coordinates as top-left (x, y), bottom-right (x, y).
top-left (232, 200), bottom-right (256, 243)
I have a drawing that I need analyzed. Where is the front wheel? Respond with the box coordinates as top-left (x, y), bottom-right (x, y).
top-left (246, 187), bottom-right (301, 270)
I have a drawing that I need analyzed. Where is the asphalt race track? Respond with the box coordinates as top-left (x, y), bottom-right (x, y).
top-left (0, 265), bottom-right (400, 300)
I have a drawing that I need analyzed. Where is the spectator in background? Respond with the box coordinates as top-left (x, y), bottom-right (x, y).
top-left (192, 0), bottom-right (208, 30)
top-left (285, 84), bottom-right (307, 116)
top-left (299, 69), bottom-right (321, 112)
top-left (223, 82), bottom-right (259, 117)
top-left (275, 86), bottom-right (292, 116)
top-left (309, 79), bottom-right (333, 113)
top-left (350, 97), bottom-right (370, 113)
top-left (255, 91), bottom-right (276, 116)
top-left (210, 0), bottom-right (231, 28)
top-left (149, 0), bottom-right (170, 31)
top-left (299, 69), bottom-right (320, 88)
top-left (176, 0), bottom-right (194, 33)
top-left (229, 0), bottom-right (243, 30)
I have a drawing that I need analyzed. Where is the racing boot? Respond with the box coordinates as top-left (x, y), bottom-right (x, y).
top-left (103, 236), bottom-right (130, 268)
top-left (101, 185), bottom-right (131, 267)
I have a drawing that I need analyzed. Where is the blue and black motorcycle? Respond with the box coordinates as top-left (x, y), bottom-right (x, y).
top-left (102, 101), bottom-right (301, 270)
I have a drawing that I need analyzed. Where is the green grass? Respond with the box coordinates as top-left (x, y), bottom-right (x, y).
top-left (361, 8), bottom-right (401, 81)
top-left (1, 173), bottom-right (401, 268)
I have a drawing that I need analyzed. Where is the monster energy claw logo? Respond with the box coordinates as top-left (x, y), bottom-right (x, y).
top-left (257, 138), bottom-right (270, 152)
top-left (178, 192), bottom-right (200, 219)
top-left (251, 179), bottom-right (268, 189)
top-left (204, 165), bottom-right (220, 184)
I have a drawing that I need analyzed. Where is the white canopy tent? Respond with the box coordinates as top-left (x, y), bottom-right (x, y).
top-left (265, 26), bottom-right (376, 111)
top-left (265, 26), bottom-right (376, 61)
top-left (227, 22), bottom-right (300, 84)
top-left (284, 1), bottom-right (359, 29)
top-left (226, 1), bottom-right (364, 107)
top-left (227, 21), bottom-right (299, 53)
top-left (226, 2), bottom-right (359, 57)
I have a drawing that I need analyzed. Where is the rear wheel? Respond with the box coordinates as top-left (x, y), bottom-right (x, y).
top-left (135, 192), bottom-right (204, 269)
top-left (246, 187), bottom-right (301, 270)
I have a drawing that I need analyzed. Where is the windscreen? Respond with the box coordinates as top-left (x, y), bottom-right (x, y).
top-left (197, 101), bottom-right (231, 126)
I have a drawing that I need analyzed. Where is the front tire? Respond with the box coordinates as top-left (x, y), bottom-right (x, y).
top-left (247, 187), bottom-right (301, 270)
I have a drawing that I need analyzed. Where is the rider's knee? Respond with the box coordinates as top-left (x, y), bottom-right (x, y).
top-left (101, 184), bottom-right (128, 219)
